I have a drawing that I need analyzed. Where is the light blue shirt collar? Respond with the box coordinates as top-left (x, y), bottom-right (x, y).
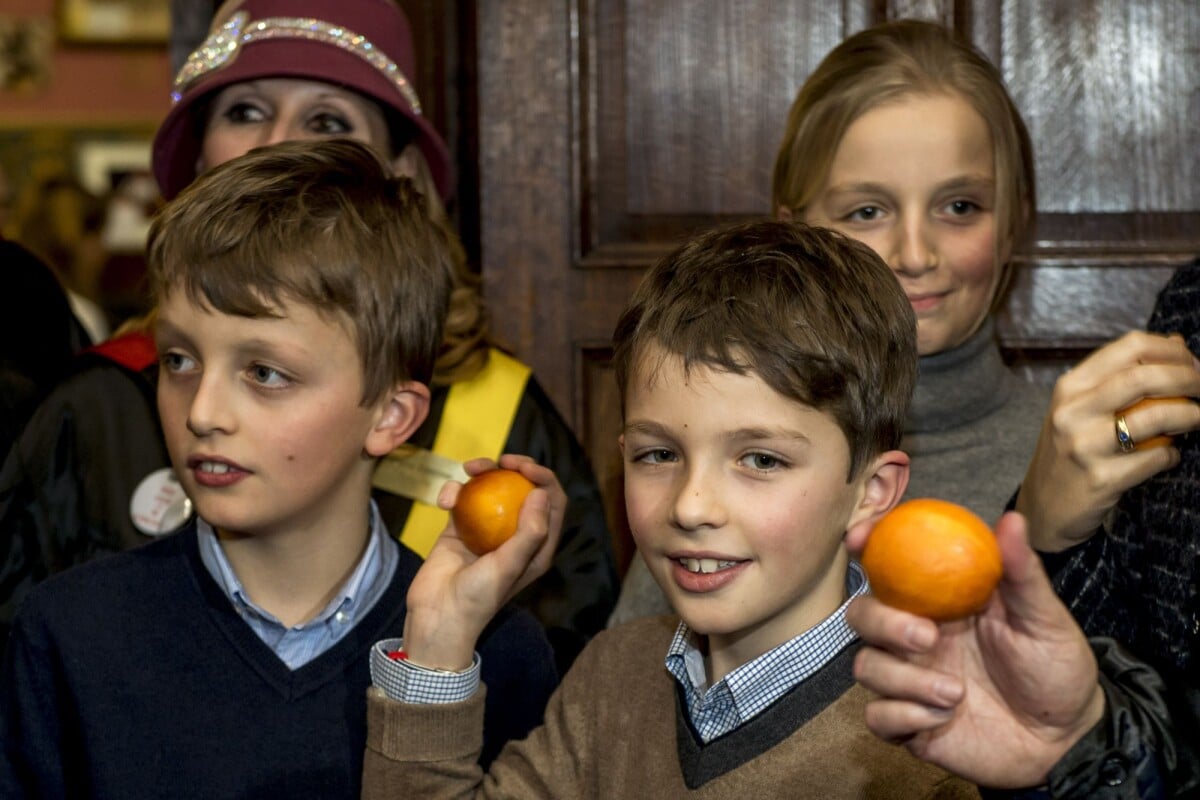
top-left (665, 560), bottom-right (867, 742)
top-left (197, 500), bottom-right (398, 669)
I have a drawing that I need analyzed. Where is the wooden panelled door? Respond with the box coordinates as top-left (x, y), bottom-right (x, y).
top-left (472, 0), bottom-right (1199, 572)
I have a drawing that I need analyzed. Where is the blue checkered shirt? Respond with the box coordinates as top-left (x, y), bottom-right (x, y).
top-left (370, 639), bottom-right (482, 704)
top-left (665, 561), bottom-right (868, 743)
top-left (197, 500), bottom-right (398, 670)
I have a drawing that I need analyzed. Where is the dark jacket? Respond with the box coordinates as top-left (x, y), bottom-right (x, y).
top-left (0, 240), bottom-right (92, 457)
top-left (987, 638), bottom-right (1197, 800)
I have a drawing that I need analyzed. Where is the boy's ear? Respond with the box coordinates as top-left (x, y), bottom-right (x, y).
top-left (845, 449), bottom-right (910, 542)
top-left (775, 205), bottom-right (794, 221)
top-left (364, 381), bottom-right (431, 458)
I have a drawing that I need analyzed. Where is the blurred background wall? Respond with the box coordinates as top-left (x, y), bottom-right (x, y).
top-left (0, 0), bottom-right (174, 331)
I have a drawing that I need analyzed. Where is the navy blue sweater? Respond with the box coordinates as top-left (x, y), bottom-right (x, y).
top-left (0, 524), bottom-right (557, 799)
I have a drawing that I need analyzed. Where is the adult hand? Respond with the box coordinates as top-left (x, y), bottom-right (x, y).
top-left (401, 454), bottom-right (566, 671)
top-left (1016, 331), bottom-right (1200, 552)
top-left (846, 512), bottom-right (1106, 789)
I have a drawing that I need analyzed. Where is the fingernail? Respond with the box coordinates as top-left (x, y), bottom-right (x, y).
top-left (933, 679), bottom-right (964, 705)
top-left (907, 623), bottom-right (935, 650)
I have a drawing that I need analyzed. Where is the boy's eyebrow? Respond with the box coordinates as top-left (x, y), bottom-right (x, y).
top-left (622, 420), bottom-right (670, 437)
top-left (724, 426), bottom-right (811, 445)
top-left (153, 316), bottom-right (190, 344)
top-left (622, 420), bottom-right (812, 445)
top-left (154, 317), bottom-right (314, 361)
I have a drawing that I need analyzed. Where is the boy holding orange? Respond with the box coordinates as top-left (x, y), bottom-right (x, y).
top-left (0, 140), bottom-right (558, 799)
top-left (361, 220), bottom-right (978, 797)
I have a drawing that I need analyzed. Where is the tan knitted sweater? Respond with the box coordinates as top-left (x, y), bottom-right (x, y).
top-left (363, 616), bottom-right (978, 799)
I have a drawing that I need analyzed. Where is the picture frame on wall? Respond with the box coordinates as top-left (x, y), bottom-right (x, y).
top-left (74, 138), bottom-right (157, 253)
top-left (0, 15), bottom-right (54, 91)
top-left (74, 138), bottom-right (150, 197)
top-left (57, 0), bottom-right (171, 45)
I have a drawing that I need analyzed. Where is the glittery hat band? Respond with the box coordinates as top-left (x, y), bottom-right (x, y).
top-left (171, 10), bottom-right (424, 115)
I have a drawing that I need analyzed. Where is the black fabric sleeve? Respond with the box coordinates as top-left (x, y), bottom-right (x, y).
top-left (982, 638), bottom-right (1195, 800)
top-left (0, 361), bottom-right (166, 647)
top-left (1043, 638), bottom-right (1200, 799)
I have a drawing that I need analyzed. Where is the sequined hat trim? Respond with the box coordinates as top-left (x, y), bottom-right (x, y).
top-left (171, 11), bottom-right (423, 115)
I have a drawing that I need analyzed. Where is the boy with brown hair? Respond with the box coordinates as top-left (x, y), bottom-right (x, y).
top-left (362, 220), bottom-right (978, 797)
top-left (0, 139), bottom-right (558, 799)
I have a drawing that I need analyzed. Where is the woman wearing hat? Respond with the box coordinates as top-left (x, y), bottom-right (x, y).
top-left (0, 0), bottom-right (618, 675)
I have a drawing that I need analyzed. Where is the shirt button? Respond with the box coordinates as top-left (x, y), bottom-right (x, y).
top-left (334, 611), bottom-right (349, 624)
top-left (1099, 754), bottom-right (1128, 786)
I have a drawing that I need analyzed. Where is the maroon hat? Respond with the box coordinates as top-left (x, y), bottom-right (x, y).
top-left (152, 0), bottom-right (452, 201)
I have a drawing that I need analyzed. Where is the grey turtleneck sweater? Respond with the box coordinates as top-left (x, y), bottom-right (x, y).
top-left (608, 319), bottom-right (1051, 626)
top-left (901, 318), bottom-right (1051, 522)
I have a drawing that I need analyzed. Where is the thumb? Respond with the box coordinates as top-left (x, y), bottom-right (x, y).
top-left (992, 511), bottom-right (1067, 628)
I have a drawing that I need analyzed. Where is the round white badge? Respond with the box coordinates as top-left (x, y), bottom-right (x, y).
top-left (129, 468), bottom-right (194, 536)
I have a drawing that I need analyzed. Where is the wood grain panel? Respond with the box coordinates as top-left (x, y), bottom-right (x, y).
top-left (476, 1), bottom-right (575, 407)
top-left (996, 0), bottom-right (1198, 214)
top-left (887, 0), bottom-right (953, 26)
top-left (586, 0), bottom-right (877, 254)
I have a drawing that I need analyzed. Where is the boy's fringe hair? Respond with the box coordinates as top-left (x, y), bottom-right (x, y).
top-left (613, 220), bottom-right (917, 480)
top-left (146, 138), bottom-right (453, 404)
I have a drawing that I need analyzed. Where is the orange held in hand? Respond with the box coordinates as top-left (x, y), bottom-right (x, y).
top-left (451, 468), bottom-right (536, 555)
top-left (861, 498), bottom-right (1002, 621)
top-left (1119, 396), bottom-right (1192, 450)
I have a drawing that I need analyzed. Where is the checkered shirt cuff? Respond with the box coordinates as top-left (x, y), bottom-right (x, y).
top-left (369, 638), bottom-right (481, 704)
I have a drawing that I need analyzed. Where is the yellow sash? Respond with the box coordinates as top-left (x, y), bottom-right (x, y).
top-left (375, 349), bottom-right (531, 557)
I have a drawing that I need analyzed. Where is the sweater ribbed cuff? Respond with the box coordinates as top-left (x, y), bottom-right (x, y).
top-left (366, 685), bottom-right (486, 762)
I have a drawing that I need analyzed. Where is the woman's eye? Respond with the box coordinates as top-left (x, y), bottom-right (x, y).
top-left (307, 112), bottom-right (352, 135)
top-left (161, 352), bottom-right (195, 373)
top-left (221, 101), bottom-right (267, 124)
top-left (249, 365), bottom-right (290, 388)
top-left (741, 452), bottom-right (782, 471)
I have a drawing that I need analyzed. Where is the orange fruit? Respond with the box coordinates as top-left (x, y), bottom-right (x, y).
top-left (861, 498), bottom-right (1002, 621)
top-left (451, 469), bottom-right (536, 555)
top-left (1119, 396), bottom-right (1193, 450)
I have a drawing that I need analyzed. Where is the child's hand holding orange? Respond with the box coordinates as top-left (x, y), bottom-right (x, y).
top-left (453, 468), bottom-right (537, 555)
top-left (401, 455), bottom-right (566, 672)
